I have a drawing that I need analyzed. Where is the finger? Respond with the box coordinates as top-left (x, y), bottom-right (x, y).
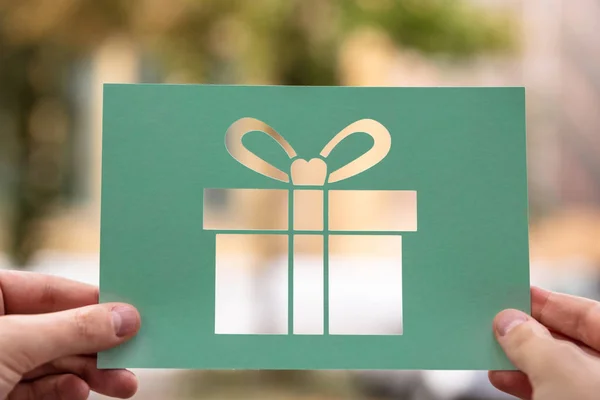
top-left (494, 309), bottom-right (588, 383)
top-left (0, 271), bottom-right (98, 315)
top-left (22, 356), bottom-right (138, 398)
top-left (9, 374), bottom-right (89, 400)
top-left (488, 370), bottom-right (532, 400)
top-left (21, 356), bottom-right (97, 380)
top-left (531, 286), bottom-right (600, 351)
top-left (0, 303), bottom-right (140, 372)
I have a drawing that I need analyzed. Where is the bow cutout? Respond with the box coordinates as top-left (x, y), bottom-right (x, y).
top-left (225, 118), bottom-right (391, 186)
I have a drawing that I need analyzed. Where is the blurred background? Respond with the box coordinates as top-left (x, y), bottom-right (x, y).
top-left (1, 0), bottom-right (600, 398)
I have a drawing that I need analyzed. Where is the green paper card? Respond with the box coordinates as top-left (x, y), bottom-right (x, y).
top-left (99, 85), bottom-right (530, 370)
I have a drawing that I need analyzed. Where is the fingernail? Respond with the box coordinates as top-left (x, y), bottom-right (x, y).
top-left (111, 305), bottom-right (139, 337)
top-left (495, 310), bottom-right (528, 336)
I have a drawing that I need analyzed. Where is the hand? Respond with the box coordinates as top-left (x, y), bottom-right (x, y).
top-left (489, 286), bottom-right (600, 399)
top-left (0, 270), bottom-right (141, 399)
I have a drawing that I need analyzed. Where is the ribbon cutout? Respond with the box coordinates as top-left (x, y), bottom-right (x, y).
top-left (225, 117), bottom-right (391, 185)
top-left (225, 117), bottom-right (297, 183)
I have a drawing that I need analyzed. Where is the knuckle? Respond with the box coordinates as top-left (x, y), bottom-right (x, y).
top-left (53, 356), bottom-right (91, 378)
top-left (578, 303), bottom-right (600, 347)
top-left (81, 359), bottom-right (98, 383)
top-left (508, 322), bottom-right (538, 351)
top-left (78, 357), bottom-right (96, 381)
top-left (51, 375), bottom-right (63, 398)
top-left (40, 280), bottom-right (58, 309)
top-left (507, 322), bottom-right (555, 362)
top-left (73, 308), bottom-right (103, 341)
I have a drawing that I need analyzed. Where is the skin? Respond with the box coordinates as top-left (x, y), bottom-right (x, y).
top-left (0, 270), bottom-right (141, 399)
top-left (490, 286), bottom-right (600, 399)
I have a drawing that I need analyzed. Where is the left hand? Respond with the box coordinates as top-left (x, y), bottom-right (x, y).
top-left (0, 270), bottom-right (141, 399)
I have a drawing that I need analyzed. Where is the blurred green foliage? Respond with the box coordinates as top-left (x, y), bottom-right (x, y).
top-left (0, 0), bottom-right (517, 265)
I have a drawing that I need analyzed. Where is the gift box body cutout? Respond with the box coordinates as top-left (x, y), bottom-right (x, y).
top-left (99, 85), bottom-right (530, 370)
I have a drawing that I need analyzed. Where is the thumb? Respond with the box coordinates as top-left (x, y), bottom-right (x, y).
top-left (0, 303), bottom-right (140, 372)
top-left (494, 309), bottom-right (580, 382)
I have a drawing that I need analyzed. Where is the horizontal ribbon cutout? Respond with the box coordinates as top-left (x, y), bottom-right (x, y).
top-left (225, 117), bottom-right (391, 186)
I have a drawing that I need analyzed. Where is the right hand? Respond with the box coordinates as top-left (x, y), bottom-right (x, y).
top-left (489, 287), bottom-right (600, 399)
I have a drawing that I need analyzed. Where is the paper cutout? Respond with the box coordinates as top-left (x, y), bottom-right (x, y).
top-left (320, 119), bottom-right (391, 183)
top-left (293, 235), bottom-right (324, 335)
top-left (328, 190), bottom-right (417, 231)
top-left (210, 117), bottom-right (411, 336)
top-left (293, 190), bottom-right (323, 231)
top-left (99, 85), bottom-right (530, 370)
top-left (329, 235), bottom-right (403, 335)
top-left (215, 234), bottom-right (288, 334)
top-left (226, 117), bottom-right (296, 183)
top-left (290, 158), bottom-right (327, 186)
top-left (203, 189), bottom-right (288, 230)
top-left (226, 117), bottom-right (391, 185)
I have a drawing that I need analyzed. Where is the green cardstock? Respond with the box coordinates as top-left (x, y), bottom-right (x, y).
top-left (99, 85), bottom-right (530, 370)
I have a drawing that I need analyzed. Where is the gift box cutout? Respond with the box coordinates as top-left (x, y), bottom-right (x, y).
top-left (204, 117), bottom-right (417, 335)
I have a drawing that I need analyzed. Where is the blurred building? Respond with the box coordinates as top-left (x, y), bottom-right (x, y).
top-left (559, 0), bottom-right (600, 204)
